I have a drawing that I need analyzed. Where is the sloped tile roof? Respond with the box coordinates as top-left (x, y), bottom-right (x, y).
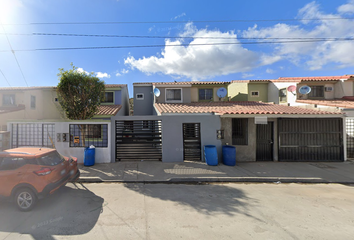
top-left (155, 102), bottom-right (341, 115)
top-left (296, 99), bottom-right (354, 108)
top-left (96, 105), bottom-right (122, 116)
top-left (278, 75), bottom-right (354, 81)
top-left (134, 81), bottom-right (230, 86)
top-left (0, 105), bottom-right (25, 114)
top-left (0, 84), bottom-right (126, 91)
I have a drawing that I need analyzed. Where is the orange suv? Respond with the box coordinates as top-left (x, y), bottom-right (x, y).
top-left (0, 147), bottom-right (80, 211)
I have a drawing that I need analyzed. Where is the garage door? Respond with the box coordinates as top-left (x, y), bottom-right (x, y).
top-left (115, 120), bottom-right (162, 161)
top-left (278, 118), bottom-right (343, 162)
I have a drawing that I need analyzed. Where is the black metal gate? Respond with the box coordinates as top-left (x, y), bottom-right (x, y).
top-left (278, 118), bottom-right (343, 162)
top-left (11, 123), bottom-right (55, 148)
top-left (183, 123), bottom-right (201, 161)
top-left (256, 122), bottom-right (274, 161)
top-left (115, 120), bottom-right (162, 161)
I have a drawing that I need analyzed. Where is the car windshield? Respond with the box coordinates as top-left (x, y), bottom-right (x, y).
top-left (38, 151), bottom-right (65, 166)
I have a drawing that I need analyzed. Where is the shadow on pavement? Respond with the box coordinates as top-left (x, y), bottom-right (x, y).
top-left (0, 183), bottom-right (104, 240)
top-left (125, 183), bottom-right (260, 219)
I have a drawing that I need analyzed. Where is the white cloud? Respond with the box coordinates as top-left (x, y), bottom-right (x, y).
top-left (174, 12), bottom-right (186, 20)
top-left (338, 0), bottom-right (354, 14)
top-left (242, 73), bottom-right (255, 79)
top-left (77, 68), bottom-right (110, 78)
top-left (242, 1), bottom-right (354, 70)
top-left (125, 23), bottom-right (259, 81)
top-left (115, 68), bottom-right (129, 77)
top-left (96, 72), bottom-right (111, 78)
top-left (76, 68), bottom-right (89, 74)
top-left (266, 68), bottom-right (275, 74)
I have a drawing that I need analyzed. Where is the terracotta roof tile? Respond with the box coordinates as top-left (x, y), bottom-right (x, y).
top-left (134, 81), bottom-right (230, 86)
top-left (96, 105), bottom-right (122, 116)
top-left (278, 75), bottom-right (353, 81)
top-left (155, 102), bottom-right (341, 115)
top-left (296, 99), bottom-right (354, 108)
top-left (0, 104), bottom-right (25, 114)
top-left (0, 84), bottom-right (126, 91)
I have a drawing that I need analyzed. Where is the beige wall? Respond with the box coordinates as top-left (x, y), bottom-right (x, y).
top-left (228, 82), bottom-right (248, 101)
top-left (0, 89), bottom-right (63, 130)
top-left (191, 86), bottom-right (228, 102)
top-left (297, 82), bottom-right (335, 100)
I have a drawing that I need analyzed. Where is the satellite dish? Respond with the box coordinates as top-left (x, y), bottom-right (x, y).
top-left (216, 87), bottom-right (227, 98)
top-left (287, 85), bottom-right (296, 93)
top-left (299, 85), bottom-right (311, 95)
top-left (153, 88), bottom-right (161, 97)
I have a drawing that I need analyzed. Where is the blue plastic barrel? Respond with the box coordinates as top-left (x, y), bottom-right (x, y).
top-left (84, 147), bottom-right (95, 166)
top-left (222, 145), bottom-right (236, 166)
top-left (204, 145), bottom-right (218, 166)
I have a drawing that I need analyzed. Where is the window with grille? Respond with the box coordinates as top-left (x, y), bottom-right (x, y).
top-left (308, 86), bottom-right (324, 98)
top-left (199, 89), bottom-right (213, 100)
top-left (232, 118), bottom-right (248, 145)
top-left (102, 92), bottom-right (114, 103)
top-left (166, 89), bottom-right (182, 102)
top-left (69, 124), bottom-right (108, 148)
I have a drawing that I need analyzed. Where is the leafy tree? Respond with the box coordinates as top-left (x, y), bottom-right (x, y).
top-left (57, 64), bottom-right (105, 145)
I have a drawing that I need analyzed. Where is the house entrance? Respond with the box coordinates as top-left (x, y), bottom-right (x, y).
top-left (183, 123), bottom-right (201, 161)
top-left (256, 122), bottom-right (274, 161)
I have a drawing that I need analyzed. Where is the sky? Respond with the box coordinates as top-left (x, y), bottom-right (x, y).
top-left (1, 0), bottom-right (354, 97)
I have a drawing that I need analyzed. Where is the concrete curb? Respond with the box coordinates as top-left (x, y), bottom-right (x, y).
top-left (76, 177), bottom-right (354, 184)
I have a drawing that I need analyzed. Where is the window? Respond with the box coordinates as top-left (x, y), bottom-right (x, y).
top-left (2, 94), bottom-right (15, 106)
top-left (136, 93), bottom-right (144, 100)
top-left (30, 95), bottom-right (36, 109)
top-left (102, 92), bottom-right (114, 103)
top-left (199, 89), bottom-right (213, 100)
top-left (279, 88), bottom-right (287, 102)
top-left (69, 124), bottom-right (108, 148)
top-left (166, 89), bottom-right (182, 102)
top-left (232, 118), bottom-right (248, 145)
top-left (0, 158), bottom-right (25, 171)
top-left (251, 91), bottom-right (259, 97)
top-left (308, 86), bottom-right (324, 98)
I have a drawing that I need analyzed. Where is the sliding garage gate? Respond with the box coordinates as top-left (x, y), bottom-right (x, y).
top-left (278, 118), bottom-right (344, 161)
top-left (115, 120), bottom-right (162, 161)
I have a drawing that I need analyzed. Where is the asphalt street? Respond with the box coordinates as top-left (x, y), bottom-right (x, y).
top-left (0, 182), bottom-right (353, 240)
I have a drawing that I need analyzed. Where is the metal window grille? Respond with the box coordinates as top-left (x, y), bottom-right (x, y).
top-left (11, 123), bottom-right (55, 148)
top-left (346, 118), bottom-right (354, 158)
top-left (69, 124), bottom-right (108, 148)
top-left (232, 118), bottom-right (248, 145)
top-left (279, 88), bottom-right (287, 102)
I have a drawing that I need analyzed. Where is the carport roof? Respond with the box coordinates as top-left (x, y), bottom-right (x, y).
top-left (297, 99), bottom-right (354, 109)
top-left (154, 102), bottom-right (342, 115)
top-left (96, 105), bottom-right (122, 116)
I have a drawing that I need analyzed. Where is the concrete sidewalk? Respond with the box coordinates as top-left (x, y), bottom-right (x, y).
top-left (77, 160), bottom-right (354, 184)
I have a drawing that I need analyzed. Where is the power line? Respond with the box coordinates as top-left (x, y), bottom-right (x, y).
top-left (1, 17), bottom-right (354, 25)
top-left (1, 38), bottom-right (354, 52)
top-left (0, 24), bottom-right (29, 87)
top-left (0, 69), bottom-right (11, 87)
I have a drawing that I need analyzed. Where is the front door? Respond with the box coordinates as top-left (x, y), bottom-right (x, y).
top-left (256, 122), bottom-right (274, 161)
top-left (183, 123), bottom-right (201, 161)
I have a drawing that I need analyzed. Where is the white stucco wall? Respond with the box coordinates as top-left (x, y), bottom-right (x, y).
top-left (55, 121), bottom-right (111, 164)
top-left (268, 82), bottom-right (298, 104)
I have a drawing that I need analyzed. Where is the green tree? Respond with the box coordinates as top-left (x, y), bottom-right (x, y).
top-left (57, 64), bottom-right (105, 145)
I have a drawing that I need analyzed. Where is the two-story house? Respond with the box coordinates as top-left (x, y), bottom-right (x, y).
top-left (1, 84), bottom-right (130, 163)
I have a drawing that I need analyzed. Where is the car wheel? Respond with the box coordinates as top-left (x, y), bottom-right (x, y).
top-left (15, 188), bottom-right (37, 212)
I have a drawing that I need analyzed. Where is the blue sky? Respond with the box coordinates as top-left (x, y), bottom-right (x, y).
top-left (1, 0), bottom-right (354, 97)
